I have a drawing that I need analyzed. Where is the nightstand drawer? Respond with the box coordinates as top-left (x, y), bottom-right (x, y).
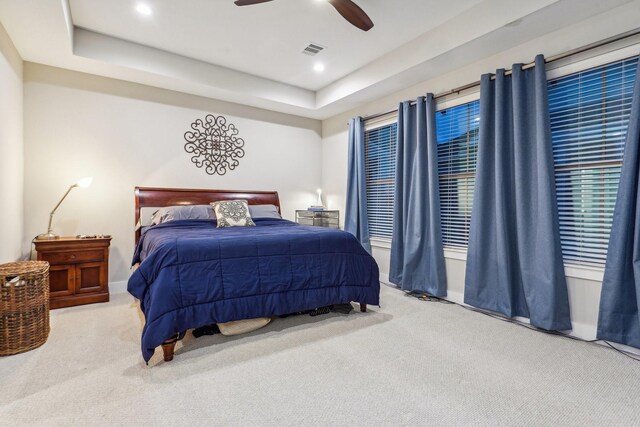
top-left (299, 218), bottom-right (339, 226)
top-left (314, 212), bottom-right (339, 219)
top-left (313, 219), bottom-right (339, 227)
top-left (296, 210), bottom-right (315, 218)
top-left (40, 249), bottom-right (104, 264)
top-left (297, 210), bottom-right (339, 218)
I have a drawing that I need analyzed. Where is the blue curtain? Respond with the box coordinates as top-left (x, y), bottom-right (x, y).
top-left (389, 95), bottom-right (447, 296)
top-left (464, 55), bottom-right (571, 330)
top-left (345, 117), bottom-right (371, 253)
top-left (597, 58), bottom-right (640, 348)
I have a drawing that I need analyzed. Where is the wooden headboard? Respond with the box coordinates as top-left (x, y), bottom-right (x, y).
top-left (134, 187), bottom-right (281, 244)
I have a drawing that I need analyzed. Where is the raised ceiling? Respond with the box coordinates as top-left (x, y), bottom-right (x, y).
top-left (70, 0), bottom-right (483, 91)
top-left (0, 0), bottom-right (638, 119)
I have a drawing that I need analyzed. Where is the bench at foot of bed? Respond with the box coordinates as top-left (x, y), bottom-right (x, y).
top-left (159, 302), bottom-right (368, 362)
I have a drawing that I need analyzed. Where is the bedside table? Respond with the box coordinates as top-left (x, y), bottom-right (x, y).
top-left (34, 236), bottom-right (111, 309)
top-left (295, 210), bottom-right (339, 229)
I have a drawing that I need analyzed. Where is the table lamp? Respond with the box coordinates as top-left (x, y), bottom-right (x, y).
top-left (316, 188), bottom-right (324, 208)
top-left (309, 188), bottom-right (325, 211)
top-left (38, 177), bottom-right (93, 240)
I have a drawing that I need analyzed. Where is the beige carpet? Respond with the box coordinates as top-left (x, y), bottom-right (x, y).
top-left (1, 284), bottom-right (639, 426)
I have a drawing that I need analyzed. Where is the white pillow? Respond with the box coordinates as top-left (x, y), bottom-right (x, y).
top-left (211, 200), bottom-right (256, 228)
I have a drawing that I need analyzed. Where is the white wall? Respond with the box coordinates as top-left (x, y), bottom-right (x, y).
top-left (320, 5), bottom-right (640, 341)
top-left (24, 63), bottom-right (322, 284)
top-left (0, 22), bottom-right (23, 263)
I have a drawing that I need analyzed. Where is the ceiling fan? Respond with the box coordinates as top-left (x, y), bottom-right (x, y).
top-left (234, 0), bottom-right (374, 32)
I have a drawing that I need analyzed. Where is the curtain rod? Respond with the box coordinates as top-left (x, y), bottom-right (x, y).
top-left (359, 28), bottom-right (640, 124)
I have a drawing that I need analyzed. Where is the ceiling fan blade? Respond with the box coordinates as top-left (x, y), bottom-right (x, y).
top-left (234, 0), bottom-right (273, 6)
top-left (327, 0), bottom-right (374, 31)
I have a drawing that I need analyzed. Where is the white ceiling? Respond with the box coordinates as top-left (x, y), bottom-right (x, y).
top-left (70, 0), bottom-right (483, 91)
top-left (0, 0), bottom-right (638, 119)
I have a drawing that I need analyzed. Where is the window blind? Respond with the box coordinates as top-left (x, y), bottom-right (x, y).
top-left (548, 55), bottom-right (638, 266)
top-left (436, 100), bottom-right (480, 248)
top-left (364, 123), bottom-right (397, 239)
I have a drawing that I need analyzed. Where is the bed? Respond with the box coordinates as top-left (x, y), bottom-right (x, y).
top-left (127, 187), bottom-right (380, 363)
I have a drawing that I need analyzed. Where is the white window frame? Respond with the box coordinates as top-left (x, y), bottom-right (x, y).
top-left (364, 116), bottom-right (398, 244)
top-left (546, 43), bottom-right (640, 279)
top-left (435, 93), bottom-right (481, 253)
top-left (363, 41), bottom-right (640, 282)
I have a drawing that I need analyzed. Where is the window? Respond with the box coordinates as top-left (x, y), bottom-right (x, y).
top-left (436, 100), bottom-right (480, 248)
top-left (549, 55), bottom-right (638, 266)
top-left (364, 123), bottom-right (397, 239)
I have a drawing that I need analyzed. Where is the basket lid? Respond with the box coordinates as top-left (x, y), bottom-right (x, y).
top-left (0, 261), bottom-right (50, 276)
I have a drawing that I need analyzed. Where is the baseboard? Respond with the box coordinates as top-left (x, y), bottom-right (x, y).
top-left (597, 340), bottom-right (640, 356)
top-left (109, 280), bottom-right (128, 294)
top-left (444, 290), bottom-right (464, 305)
top-left (377, 273), bottom-right (631, 349)
top-left (379, 272), bottom-right (391, 285)
top-left (567, 321), bottom-right (596, 341)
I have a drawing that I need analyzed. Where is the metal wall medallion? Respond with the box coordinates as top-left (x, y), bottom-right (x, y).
top-left (184, 114), bottom-right (245, 175)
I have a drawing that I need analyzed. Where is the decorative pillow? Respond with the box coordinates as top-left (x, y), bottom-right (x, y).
top-left (211, 200), bottom-right (256, 228)
top-left (150, 204), bottom-right (215, 225)
top-left (248, 204), bottom-right (281, 219)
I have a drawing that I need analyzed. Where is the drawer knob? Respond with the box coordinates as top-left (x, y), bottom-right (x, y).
top-left (69, 254), bottom-right (76, 259)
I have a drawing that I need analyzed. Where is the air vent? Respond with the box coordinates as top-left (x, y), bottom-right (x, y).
top-left (302, 43), bottom-right (325, 56)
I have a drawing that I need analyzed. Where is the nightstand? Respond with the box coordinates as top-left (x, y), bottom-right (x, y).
top-left (34, 236), bottom-right (111, 309)
top-left (295, 210), bottom-right (339, 229)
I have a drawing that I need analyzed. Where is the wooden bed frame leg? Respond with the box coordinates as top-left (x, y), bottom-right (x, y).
top-left (360, 303), bottom-right (367, 312)
top-left (161, 336), bottom-right (178, 362)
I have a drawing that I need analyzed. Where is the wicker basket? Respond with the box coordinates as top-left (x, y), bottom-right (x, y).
top-left (0, 261), bottom-right (50, 356)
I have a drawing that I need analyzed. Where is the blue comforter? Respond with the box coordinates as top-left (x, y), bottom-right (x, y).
top-left (128, 218), bottom-right (380, 362)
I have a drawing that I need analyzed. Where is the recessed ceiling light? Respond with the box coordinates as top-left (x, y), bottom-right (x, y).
top-left (136, 3), bottom-right (152, 16)
top-left (314, 62), bottom-right (325, 73)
